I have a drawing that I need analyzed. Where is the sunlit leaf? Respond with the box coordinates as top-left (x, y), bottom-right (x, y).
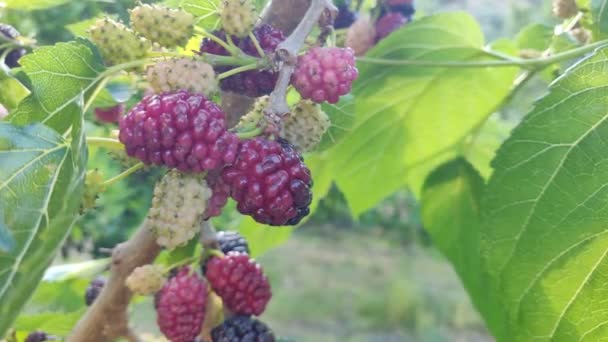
top-left (482, 47), bottom-right (608, 341)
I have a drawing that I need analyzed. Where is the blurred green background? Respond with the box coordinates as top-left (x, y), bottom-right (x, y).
top-left (1, 0), bottom-right (557, 341)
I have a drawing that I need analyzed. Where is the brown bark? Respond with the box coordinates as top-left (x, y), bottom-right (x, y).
top-left (69, 221), bottom-right (160, 342)
top-left (261, 0), bottom-right (312, 34)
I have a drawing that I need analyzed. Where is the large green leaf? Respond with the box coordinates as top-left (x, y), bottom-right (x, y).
top-left (516, 23), bottom-right (554, 51)
top-left (421, 158), bottom-right (506, 337)
top-left (328, 12), bottom-right (518, 215)
top-left (317, 94), bottom-right (356, 151)
top-left (3, 0), bottom-right (70, 10)
top-left (8, 40), bottom-right (105, 134)
top-left (481, 47), bottom-right (608, 341)
top-left (0, 118), bottom-right (87, 336)
top-left (13, 309), bottom-right (86, 336)
top-left (0, 72), bottom-right (29, 111)
top-left (591, 0), bottom-right (608, 34)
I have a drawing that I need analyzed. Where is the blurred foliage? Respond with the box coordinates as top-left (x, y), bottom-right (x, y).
top-left (0, 1), bottom-right (141, 45)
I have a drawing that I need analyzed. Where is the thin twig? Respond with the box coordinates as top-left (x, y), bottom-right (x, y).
top-left (266, 0), bottom-right (337, 116)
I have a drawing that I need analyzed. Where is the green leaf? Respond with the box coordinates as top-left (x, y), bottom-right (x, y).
top-left (591, 0), bottom-right (608, 34)
top-left (0, 117), bottom-right (87, 336)
top-left (236, 217), bottom-right (294, 257)
top-left (42, 259), bottom-right (109, 281)
top-left (157, 237), bottom-right (201, 266)
top-left (317, 94), bottom-right (356, 151)
top-left (421, 158), bottom-right (506, 337)
top-left (13, 309), bottom-right (86, 336)
top-left (516, 23), bottom-right (554, 51)
top-left (328, 12), bottom-right (518, 215)
top-left (3, 0), bottom-right (71, 10)
top-left (66, 17), bottom-right (104, 38)
top-left (0, 221), bottom-right (14, 253)
top-left (0, 72), bottom-right (29, 111)
top-left (8, 40), bottom-right (105, 134)
top-left (24, 278), bottom-right (90, 314)
top-left (163, 0), bottom-right (221, 30)
top-left (481, 47), bottom-right (608, 341)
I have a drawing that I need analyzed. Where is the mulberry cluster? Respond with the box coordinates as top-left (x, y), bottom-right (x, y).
top-left (343, 0), bottom-right (415, 55)
top-left (211, 316), bottom-right (275, 342)
top-left (146, 57), bottom-right (217, 96)
top-left (200, 24), bottom-right (285, 97)
top-left (221, 0), bottom-right (257, 37)
top-left (217, 230), bottom-right (250, 255)
top-left (88, 17), bottom-right (151, 66)
top-left (130, 4), bottom-right (195, 48)
top-left (204, 170), bottom-right (232, 219)
top-left (0, 23), bottom-right (25, 68)
top-left (222, 137), bottom-right (313, 226)
top-left (94, 104), bottom-right (124, 124)
top-left (291, 47), bottom-right (358, 104)
top-left (156, 267), bottom-right (208, 342)
top-left (147, 170), bottom-right (212, 250)
top-left (118, 90), bottom-right (239, 172)
top-left (25, 331), bottom-right (51, 342)
top-left (280, 100), bottom-right (331, 152)
top-left (553, 0), bottom-right (578, 18)
top-left (85, 277), bottom-right (105, 306)
top-left (126, 264), bottom-right (166, 296)
top-left (206, 252), bottom-right (271, 316)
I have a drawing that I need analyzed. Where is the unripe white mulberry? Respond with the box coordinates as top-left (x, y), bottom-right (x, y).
top-left (125, 264), bottom-right (166, 296)
top-left (148, 170), bottom-right (212, 250)
top-left (130, 4), bottom-right (195, 48)
top-left (146, 57), bottom-right (217, 96)
top-left (281, 100), bottom-right (331, 152)
top-left (88, 17), bottom-right (151, 66)
top-left (346, 15), bottom-right (376, 56)
top-left (553, 0), bottom-right (578, 18)
top-left (221, 0), bottom-right (257, 38)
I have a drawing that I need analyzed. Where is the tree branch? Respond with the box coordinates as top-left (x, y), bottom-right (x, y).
top-left (69, 220), bottom-right (161, 342)
top-left (221, 0), bottom-right (316, 125)
top-left (261, 0), bottom-right (312, 35)
top-left (267, 0), bottom-right (336, 115)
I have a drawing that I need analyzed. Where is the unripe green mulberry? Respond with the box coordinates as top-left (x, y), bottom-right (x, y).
top-left (126, 264), bottom-right (166, 295)
top-left (146, 57), bottom-right (217, 96)
top-left (88, 17), bottom-right (151, 66)
top-left (221, 0), bottom-right (257, 38)
top-left (281, 100), bottom-right (330, 152)
top-left (148, 170), bottom-right (212, 250)
top-left (236, 95), bottom-right (269, 130)
top-left (81, 169), bottom-right (106, 213)
top-left (130, 4), bottom-right (195, 48)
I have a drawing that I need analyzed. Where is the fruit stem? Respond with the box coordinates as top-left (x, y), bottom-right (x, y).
top-left (202, 248), bottom-right (225, 261)
top-left (83, 77), bottom-right (110, 113)
top-left (101, 162), bottom-right (145, 187)
top-left (217, 63), bottom-right (259, 80)
top-left (151, 50), bottom-right (261, 67)
top-left (163, 255), bottom-right (200, 275)
top-left (248, 32), bottom-right (266, 58)
top-left (86, 137), bottom-right (123, 150)
top-left (195, 26), bottom-right (241, 56)
top-left (236, 127), bottom-right (263, 139)
top-left (202, 53), bottom-right (262, 66)
top-left (356, 39), bottom-right (608, 70)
